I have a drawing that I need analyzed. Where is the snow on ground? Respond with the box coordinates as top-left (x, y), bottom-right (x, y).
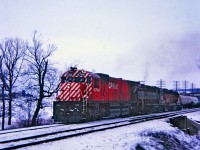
top-left (19, 111), bottom-right (200, 150)
top-left (184, 111), bottom-right (200, 121)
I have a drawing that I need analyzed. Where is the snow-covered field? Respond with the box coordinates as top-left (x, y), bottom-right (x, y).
top-left (18, 111), bottom-right (200, 150)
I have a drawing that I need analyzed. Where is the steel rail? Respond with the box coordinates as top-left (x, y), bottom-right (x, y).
top-left (0, 124), bottom-right (65, 135)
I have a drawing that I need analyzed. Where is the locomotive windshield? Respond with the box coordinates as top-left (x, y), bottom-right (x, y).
top-left (74, 77), bottom-right (85, 82)
top-left (67, 77), bottom-right (73, 82)
top-left (65, 77), bottom-right (85, 83)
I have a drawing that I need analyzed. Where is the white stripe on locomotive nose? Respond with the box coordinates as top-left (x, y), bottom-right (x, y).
top-left (63, 84), bottom-right (80, 101)
top-left (58, 94), bottom-right (63, 100)
top-left (63, 85), bottom-right (78, 100)
top-left (63, 90), bottom-right (70, 100)
top-left (59, 86), bottom-right (68, 99)
top-left (59, 91), bottom-right (68, 100)
top-left (70, 88), bottom-right (81, 100)
top-left (70, 85), bottom-right (80, 98)
top-left (61, 83), bottom-right (68, 90)
top-left (76, 93), bottom-right (81, 101)
top-left (72, 88), bottom-right (81, 97)
top-left (72, 83), bottom-right (80, 92)
top-left (59, 84), bottom-right (70, 99)
top-left (71, 92), bottom-right (79, 101)
top-left (73, 70), bottom-right (79, 77)
top-left (58, 90), bottom-right (65, 99)
top-left (70, 82), bottom-right (77, 91)
top-left (60, 85), bottom-right (70, 100)
top-left (61, 92), bottom-right (67, 100)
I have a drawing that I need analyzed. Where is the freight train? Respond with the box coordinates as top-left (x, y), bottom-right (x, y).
top-left (53, 67), bottom-right (199, 123)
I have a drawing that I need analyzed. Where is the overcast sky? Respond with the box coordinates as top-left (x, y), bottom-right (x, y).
top-left (1, 0), bottom-right (200, 89)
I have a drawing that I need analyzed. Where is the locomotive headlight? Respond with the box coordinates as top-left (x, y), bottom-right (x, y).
top-left (67, 83), bottom-right (70, 89)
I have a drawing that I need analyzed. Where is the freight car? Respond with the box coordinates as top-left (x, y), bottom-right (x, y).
top-left (178, 95), bottom-right (199, 108)
top-left (53, 68), bottom-right (198, 123)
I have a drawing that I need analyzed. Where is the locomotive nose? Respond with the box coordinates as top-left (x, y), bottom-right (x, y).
top-left (67, 82), bottom-right (85, 100)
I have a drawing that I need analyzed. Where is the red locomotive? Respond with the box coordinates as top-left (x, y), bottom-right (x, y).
top-left (53, 67), bottom-right (199, 123)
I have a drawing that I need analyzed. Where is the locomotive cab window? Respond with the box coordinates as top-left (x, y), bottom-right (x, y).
top-left (61, 77), bottom-right (66, 83)
top-left (79, 77), bottom-right (85, 82)
top-left (67, 77), bottom-right (74, 82)
top-left (94, 79), bottom-right (99, 88)
top-left (87, 76), bottom-right (91, 84)
top-left (67, 73), bottom-right (73, 77)
top-left (74, 77), bottom-right (85, 83)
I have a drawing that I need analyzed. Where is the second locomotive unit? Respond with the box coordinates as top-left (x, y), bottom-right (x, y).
top-left (53, 67), bottom-right (198, 123)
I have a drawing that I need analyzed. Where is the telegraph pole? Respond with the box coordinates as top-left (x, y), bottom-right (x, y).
top-left (173, 81), bottom-right (180, 92)
top-left (156, 79), bottom-right (165, 104)
top-left (183, 80), bottom-right (188, 95)
top-left (157, 79), bottom-right (165, 89)
top-left (190, 83), bottom-right (195, 93)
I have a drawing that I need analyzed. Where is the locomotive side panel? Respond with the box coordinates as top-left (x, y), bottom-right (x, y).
top-left (137, 85), bottom-right (160, 104)
top-left (127, 81), bottom-right (141, 102)
top-left (97, 73), bottom-right (109, 101)
top-left (108, 77), bottom-right (120, 101)
top-left (122, 80), bottom-right (131, 101)
top-left (90, 75), bottom-right (101, 101)
top-left (163, 90), bottom-right (179, 104)
top-left (107, 78), bottom-right (131, 102)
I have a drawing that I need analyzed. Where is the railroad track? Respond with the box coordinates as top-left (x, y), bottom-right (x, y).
top-left (0, 124), bottom-right (66, 135)
top-left (0, 108), bottom-right (199, 150)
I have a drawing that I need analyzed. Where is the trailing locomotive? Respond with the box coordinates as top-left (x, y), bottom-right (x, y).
top-left (53, 67), bottom-right (199, 123)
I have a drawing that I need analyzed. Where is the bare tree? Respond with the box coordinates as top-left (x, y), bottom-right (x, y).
top-left (0, 55), bottom-right (6, 129)
top-left (0, 38), bottom-right (26, 125)
top-left (25, 31), bottom-right (59, 126)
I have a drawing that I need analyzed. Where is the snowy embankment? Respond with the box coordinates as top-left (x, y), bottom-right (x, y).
top-left (18, 111), bottom-right (200, 150)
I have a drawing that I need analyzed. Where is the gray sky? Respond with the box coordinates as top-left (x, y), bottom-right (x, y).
top-left (1, 0), bottom-right (200, 88)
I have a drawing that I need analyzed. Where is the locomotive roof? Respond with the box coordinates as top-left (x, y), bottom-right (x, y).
top-left (88, 72), bottom-right (101, 79)
top-left (61, 68), bottom-right (103, 79)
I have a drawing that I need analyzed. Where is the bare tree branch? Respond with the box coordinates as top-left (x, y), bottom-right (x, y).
top-left (24, 31), bottom-right (59, 126)
top-left (0, 38), bottom-right (27, 125)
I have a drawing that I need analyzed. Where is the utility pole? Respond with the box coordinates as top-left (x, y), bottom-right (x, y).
top-left (173, 81), bottom-right (180, 92)
top-left (190, 83), bottom-right (195, 93)
top-left (156, 79), bottom-right (165, 104)
top-left (183, 80), bottom-right (188, 95)
top-left (157, 79), bottom-right (165, 89)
